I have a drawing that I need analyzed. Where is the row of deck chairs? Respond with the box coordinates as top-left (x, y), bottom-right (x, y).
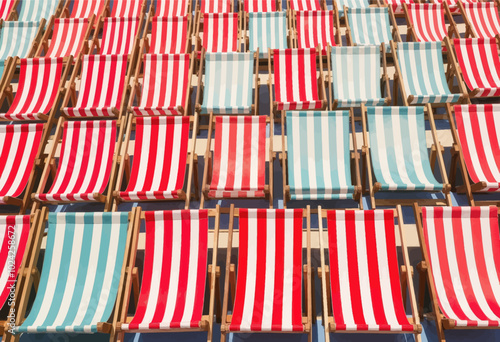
top-left (0, 204), bottom-right (499, 341)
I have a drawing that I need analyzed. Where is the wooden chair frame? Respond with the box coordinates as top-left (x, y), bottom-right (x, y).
top-left (61, 0), bottom-right (110, 20)
top-left (289, 8), bottom-right (342, 49)
top-left (360, 103), bottom-right (452, 208)
top-left (112, 205), bottom-right (222, 342)
top-left (457, 0), bottom-right (494, 37)
top-left (112, 113), bottom-right (200, 211)
top-left (200, 111), bottom-right (274, 209)
top-left (280, 109), bottom-right (363, 209)
top-left (1, 0), bottom-right (19, 21)
top-left (317, 205), bottom-right (422, 342)
top-left (220, 204), bottom-right (313, 342)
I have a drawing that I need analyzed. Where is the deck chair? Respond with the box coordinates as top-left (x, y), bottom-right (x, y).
top-left (0, 57), bottom-right (68, 121)
top-left (61, 54), bottom-right (130, 118)
top-left (0, 21), bottom-right (44, 60)
top-left (33, 118), bottom-right (123, 211)
top-left (361, 105), bottom-right (451, 208)
top-left (197, 13), bottom-right (240, 53)
top-left (0, 0), bottom-right (18, 20)
top-left (269, 48), bottom-right (327, 115)
top-left (64, 0), bottom-right (110, 18)
top-left (404, 3), bottom-right (458, 42)
top-left (345, 8), bottom-right (401, 51)
top-left (200, 115), bottom-right (272, 208)
top-left (18, 0), bottom-right (63, 21)
top-left (382, 0), bottom-right (413, 16)
top-left (113, 207), bottom-right (220, 341)
top-left (221, 207), bottom-right (312, 342)
top-left (293, 10), bottom-right (340, 51)
top-left (0, 123), bottom-right (44, 208)
top-left (448, 104), bottom-right (500, 206)
top-left (246, 12), bottom-right (289, 58)
top-left (415, 205), bottom-right (500, 341)
top-left (392, 41), bottom-right (463, 105)
top-left (154, 0), bottom-right (191, 16)
top-left (435, 0), bottom-right (477, 14)
top-left (318, 206), bottom-right (421, 341)
top-left (243, 0), bottom-right (280, 12)
top-left (459, 2), bottom-right (500, 38)
top-left (328, 45), bottom-right (390, 109)
top-left (282, 111), bottom-right (362, 207)
top-left (196, 51), bottom-right (258, 115)
top-left (198, 0), bottom-right (233, 13)
top-left (10, 210), bottom-right (135, 339)
top-left (110, 0), bottom-right (145, 17)
top-left (288, 0), bottom-right (325, 10)
top-left (35, 17), bottom-right (94, 58)
top-left (130, 53), bottom-right (194, 116)
top-left (448, 38), bottom-right (500, 99)
top-left (142, 15), bottom-right (192, 54)
top-left (113, 115), bottom-right (198, 210)
top-left (90, 16), bottom-right (142, 56)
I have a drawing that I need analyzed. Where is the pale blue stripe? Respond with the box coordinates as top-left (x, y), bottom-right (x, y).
top-left (249, 12), bottom-right (287, 58)
top-left (19, 0), bottom-right (59, 21)
top-left (0, 21), bottom-right (39, 59)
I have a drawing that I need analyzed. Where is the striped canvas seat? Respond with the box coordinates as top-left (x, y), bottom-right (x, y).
top-left (0, 124), bottom-right (43, 204)
top-left (230, 209), bottom-right (304, 332)
top-left (397, 42), bottom-right (461, 104)
top-left (462, 3), bottom-right (500, 38)
top-left (367, 106), bottom-right (443, 191)
top-left (407, 4), bottom-right (448, 42)
top-left (347, 8), bottom-right (393, 50)
top-left (70, 0), bottom-right (106, 18)
top-left (245, 0), bottom-right (277, 12)
top-left (118, 117), bottom-right (189, 201)
top-left (289, 0), bottom-right (322, 10)
top-left (35, 120), bottom-right (116, 203)
top-left (0, 22), bottom-right (40, 59)
top-left (133, 54), bottom-right (190, 116)
top-left (0, 58), bottom-right (64, 121)
top-left (296, 11), bottom-right (336, 51)
top-left (200, 0), bottom-right (231, 13)
top-left (201, 52), bottom-right (254, 114)
top-left (149, 16), bottom-right (189, 54)
top-left (248, 12), bottom-right (287, 58)
top-left (454, 104), bottom-right (500, 192)
top-left (453, 38), bottom-right (500, 98)
top-left (273, 48), bottom-right (324, 111)
top-left (422, 206), bottom-right (500, 327)
top-left (0, 0), bottom-right (16, 19)
top-left (19, 0), bottom-right (60, 21)
top-left (111, 0), bottom-right (144, 17)
top-left (327, 210), bottom-right (417, 332)
top-left (385, 0), bottom-right (413, 13)
top-left (0, 216), bottom-right (30, 307)
top-left (209, 116), bottom-right (266, 198)
top-left (331, 46), bottom-right (385, 107)
top-left (45, 19), bottom-right (90, 58)
top-left (100, 17), bottom-right (140, 55)
top-left (286, 111), bottom-right (355, 200)
top-left (121, 210), bottom-right (209, 330)
top-left (63, 54), bottom-right (128, 117)
top-left (336, 0), bottom-right (370, 10)
top-left (155, 0), bottom-right (189, 16)
top-left (435, 0), bottom-right (477, 13)
top-left (16, 212), bottom-right (129, 333)
top-left (202, 13), bottom-right (239, 53)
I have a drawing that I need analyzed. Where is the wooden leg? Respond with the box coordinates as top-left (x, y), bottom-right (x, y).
top-left (449, 147), bottom-right (459, 192)
top-left (132, 267), bottom-right (140, 307)
top-left (193, 156), bottom-right (200, 201)
top-left (417, 262), bottom-right (426, 319)
top-left (430, 144), bottom-right (437, 173)
top-left (400, 265), bottom-right (408, 310)
top-left (393, 76), bottom-right (399, 106)
top-left (229, 264), bottom-right (236, 304)
top-left (31, 268), bottom-right (40, 292)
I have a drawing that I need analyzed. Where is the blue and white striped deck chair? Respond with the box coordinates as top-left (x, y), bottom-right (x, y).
top-left (335, 0), bottom-right (370, 17)
top-left (0, 21), bottom-right (40, 59)
top-left (18, 0), bottom-right (61, 21)
top-left (395, 42), bottom-right (462, 105)
top-left (365, 106), bottom-right (444, 194)
top-left (286, 111), bottom-right (358, 203)
top-left (330, 45), bottom-right (387, 108)
top-left (16, 212), bottom-right (130, 334)
top-left (346, 8), bottom-right (393, 51)
top-left (201, 52), bottom-right (256, 114)
top-left (248, 12), bottom-right (288, 58)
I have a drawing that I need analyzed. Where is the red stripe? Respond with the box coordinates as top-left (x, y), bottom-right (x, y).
top-left (327, 211), bottom-right (345, 327)
top-left (291, 209), bottom-right (303, 331)
top-left (250, 210), bottom-right (267, 330)
top-left (230, 209), bottom-right (249, 330)
top-left (271, 210), bottom-right (285, 329)
top-left (190, 210), bottom-right (209, 326)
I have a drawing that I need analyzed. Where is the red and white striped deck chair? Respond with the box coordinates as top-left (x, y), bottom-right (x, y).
top-left (154, 0), bottom-right (190, 16)
top-left (384, 0), bottom-right (413, 15)
top-left (405, 4), bottom-right (455, 42)
top-left (319, 208), bottom-right (421, 339)
top-left (147, 16), bottom-right (190, 54)
top-left (434, 0), bottom-right (477, 14)
top-left (460, 2), bottom-right (500, 38)
top-left (244, 0), bottom-right (278, 12)
top-left (0, 57), bottom-right (65, 121)
top-left (111, 0), bottom-right (145, 17)
top-left (0, 0), bottom-right (17, 20)
top-left (417, 205), bottom-right (500, 340)
top-left (34, 119), bottom-right (118, 205)
top-left (452, 38), bottom-right (500, 98)
top-left (62, 54), bottom-right (129, 118)
top-left (271, 48), bottom-right (327, 112)
top-left (0, 124), bottom-right (43, 207)
top-left (115, 208), bottom-right (220, 340)
top-left (288, 0), bottom-right (324, 10)
top-left (131, 53), bottom-right (192, 116)
top-left (221, 208), bottom-right (311, 341)
top-left (200, 13), bottom-right (239, 53)
top-left (198, 0), bottom-right (232, 13)
top-left (93, 16), bottom-right (141, 55)
top-left (67, 0), bottom-right (109, 18)
top-left (114, 116), bottom-right (196, 207)
top-left (294, 10), bottom-right (339, 52)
